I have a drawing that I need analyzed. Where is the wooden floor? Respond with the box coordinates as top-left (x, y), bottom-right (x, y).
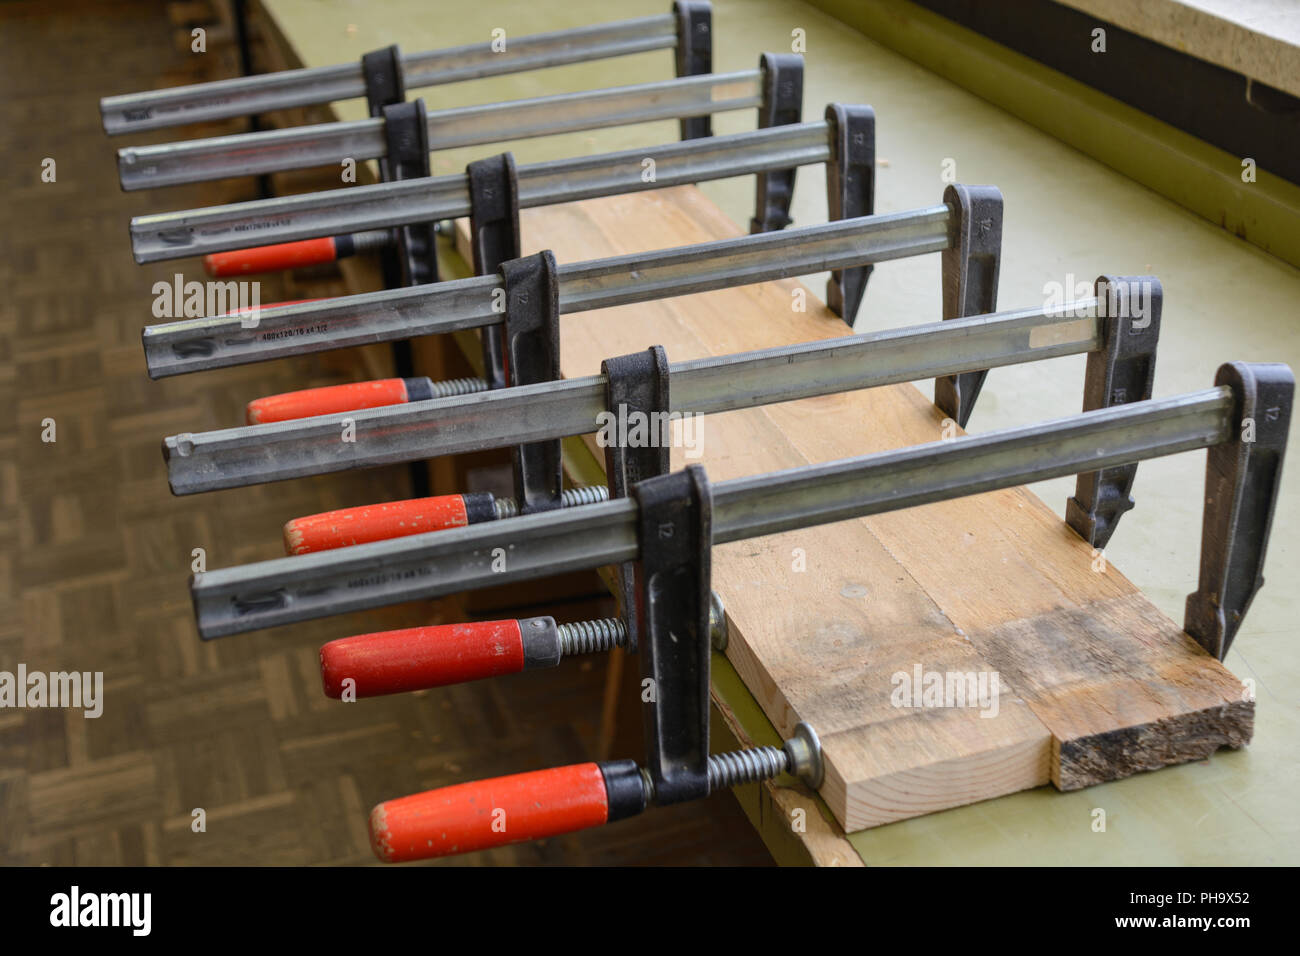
top-left (0, 0), bottom-right (771, 866)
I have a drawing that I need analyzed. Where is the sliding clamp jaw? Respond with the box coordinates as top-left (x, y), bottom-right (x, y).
top-left (1185, 361), bottom-right (1293, 660)
top-left (502, 251), bottom-right (564, 514)
top-left (750, 52), bottom-right (805, 234)
top-left (468, 153), bottom-right (523, 388)
top-left (824, 103), bottom-right (876, 323)
top-left (935, 183), bottom-right (1003, 428)
top-left (1066, 275), bottom-right (1162, 549)
top-left (673, 0), bottom-right (714, 139)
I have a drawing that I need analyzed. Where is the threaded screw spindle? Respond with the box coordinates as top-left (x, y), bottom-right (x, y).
top-left (561, 485), bottom-right (611, 507)
top-left (557, 618), bottom-right (628, 655)
top-left (351, 230), bottom-right (396, 255)
top-left (706, 746), bottom-right (789, 790)
top-left (428, 377), bottom-right (490, 399)
top-left (493, 485), bottom-right (609, 520)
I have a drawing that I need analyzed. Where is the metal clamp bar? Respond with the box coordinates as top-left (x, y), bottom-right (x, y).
top-left (129, 121), bottom-right (832, 264)
top-left (189, 385), bottom-right (1236, 638)
top-left (117, 70), bottom-right (765, 190)
top-left (141, 204), bottom-right (951, 379)
top-left (100, 12), bottom-right (683, 135)
top-left (162, 297), bottom-right (1102, 495)
top-left (555, 203), bottom-right (941, 315)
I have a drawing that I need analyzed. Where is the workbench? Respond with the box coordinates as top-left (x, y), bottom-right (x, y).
top-left (254, 0), bottom-right (1300, 865)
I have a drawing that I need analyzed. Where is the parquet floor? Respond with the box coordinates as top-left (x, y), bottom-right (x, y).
top-left (0, 0), bottom-right (771, 866)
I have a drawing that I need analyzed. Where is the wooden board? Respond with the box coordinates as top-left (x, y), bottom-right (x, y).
top-left (460, 185), bottom-right (1252, 831)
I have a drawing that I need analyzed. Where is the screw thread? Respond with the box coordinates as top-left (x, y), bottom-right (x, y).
top-left (429, 376), bottom-right (490, 399)
top-left (706, 746), bottom-right (788, 790)
top-left (351, 230), bottom-right (395, 254)
top-left (494, 485), bottom-right (609, 520)
top-left (556, 618), bottom-right (628, 655)
top-left (561, 485), bottom-right (610, 507)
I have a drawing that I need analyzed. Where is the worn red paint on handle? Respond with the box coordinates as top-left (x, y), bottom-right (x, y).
top-left (370, 763), bottom-right (610, 862)
top-left (320, 620), bottom-right (524, 698)
top-left (246, 378), bottom-right (409, 424)
top-left (283, 495), bottom-right (469, 554)
top-left (204, 237), bottom-right (338, 277)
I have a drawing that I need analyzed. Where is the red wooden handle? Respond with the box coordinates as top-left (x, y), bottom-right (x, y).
top-left (283, 495), bottom-right (470, 554)
top-left (246, 378), bottom-right (409, 424)
top-left (204, 237), bottom-right (337, 277)
top-left (320, 620), bottom-right (524, 698)
top-left (369, 763), bottom-right (610, 862)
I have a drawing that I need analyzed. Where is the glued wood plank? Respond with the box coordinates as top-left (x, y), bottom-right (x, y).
top-left (461, 184), bottom-right (1252, 831)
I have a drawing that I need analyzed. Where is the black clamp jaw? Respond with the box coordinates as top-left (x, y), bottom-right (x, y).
top-left (630, 464), bottom-right (714, 805)
top-left (1066, 275), bottom-right (1162, 550)
top-left (361, 45), bottom-right (438, 291)
top-left (361, 45), bottom-right (405, 116)
top-left (935, 183), bottom-right (1004, 429)
top-left (361, 45), bottom-right (439, 495)
top-left (602, 347), bottom-right (672, 655)
top-left (750, 52), bottom-right (805, 234)
top-left (1185, 362), bottom-right (1293, 660)
top-left (376, 100), bottom-right (438, 293)
top-left (361, 45), bottom-right (439, 391)
top-left (673, 1), bottom-right (714, 140)
top-left (617, 463), bottom-right (822, 811)
top-left (500, 251), bottom-right (563, 514)
top-left (824, 103), bottom-right (876, 324)
top-left (467, 153), bottom-right (523, 389)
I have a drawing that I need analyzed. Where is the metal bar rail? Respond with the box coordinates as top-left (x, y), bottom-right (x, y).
top-left (141, 205), bottom-right (952, 378)
top-left (100, 9), bottom-right (694, 135)
top-left (189, 379), bottom-right (1256, 640)
top-left (129, 121), bottom-right (833, 263)
top-left (161, 297), bottom-right (1097, 495)
top-left (116, 70), bottom-right (764, 190)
